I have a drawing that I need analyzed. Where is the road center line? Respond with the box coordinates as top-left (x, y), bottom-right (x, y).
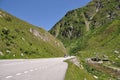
top-left (24, 71), bottom-right (28, 74)
top-left (6, 76), bottom-right (13, 79)
top-left (30, 69), bottom-right (34, 72)
top-left (16, 73), bottom-right (22, 76)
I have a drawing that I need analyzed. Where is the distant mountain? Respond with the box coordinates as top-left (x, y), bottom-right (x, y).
top-left (50, 0), bottom-right (120, 79)
top-left (0, 10), bottom-right (67, 59)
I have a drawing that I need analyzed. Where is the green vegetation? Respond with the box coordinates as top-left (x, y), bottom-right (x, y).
top-left (50, 0), bottom-right (120, 79)
top-left (0, 10), bottom-right (66, 59)
top-left (84, 63), bottom-right (117, 80)
top-left (65, 61), bottom-right (95, 80)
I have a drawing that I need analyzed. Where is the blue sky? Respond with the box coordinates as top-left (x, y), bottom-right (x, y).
top-left (0, 0), bottom-right (91, 30)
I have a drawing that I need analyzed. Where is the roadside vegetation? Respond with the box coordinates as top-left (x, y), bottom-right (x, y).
top-left (50, 0), bottom-right (120, 79)
top-left (65, 60), bottom-right (95, 80)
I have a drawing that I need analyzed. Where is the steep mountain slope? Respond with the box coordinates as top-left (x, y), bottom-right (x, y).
top-left (50, 0), bottom-right (120, 79)
top-left (50, 0), bottom-right (120, 55)
top-left (0, 10), bottom-right (66, 59)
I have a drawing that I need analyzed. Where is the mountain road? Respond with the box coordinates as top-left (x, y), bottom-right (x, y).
top-left (0, 56), bottom-right (74, 80)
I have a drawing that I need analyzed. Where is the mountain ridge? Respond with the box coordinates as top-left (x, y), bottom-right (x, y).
top-left (0, 9), bottom-right (67, 59)
top-left (49, 0), bottom-right (120, 53)
top-left (50, 0), bottom-right (120, 79)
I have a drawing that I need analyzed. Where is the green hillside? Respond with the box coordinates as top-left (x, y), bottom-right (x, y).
top-left (0, 10), bottom-right (67, 59)
top-left (50, 0), bottom-right (120, 62)
top-left (50, 0), bottom-right (120, 79)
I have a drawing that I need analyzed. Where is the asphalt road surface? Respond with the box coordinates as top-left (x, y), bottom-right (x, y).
top-left (0, 56), bottom-right (74, 80)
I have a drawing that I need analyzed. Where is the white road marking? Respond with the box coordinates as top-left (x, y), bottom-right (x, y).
top-left (16, 73), bottom-right (22, 76)
top-left (6, 76), bottom-right (13, 79)
top-left (30, 69), bottom-right (33, 72)
top-left (24, 71), bottom-right (28, 74)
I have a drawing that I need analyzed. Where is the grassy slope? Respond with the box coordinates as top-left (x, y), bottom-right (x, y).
top-left (65, 61), bottom-right (95, 80)
top-left (65, 20), bottom-right (120, 80)
top-left (0, 10), bottom-right (66, 59)
top-left (50, 0), bottom-right (120, 79)
top-left (50, 0), bottom-right (120, 54)
top-left (75, 19), bottom-right (120, 61)
top-left (64, 20), bottom-right (120, 80)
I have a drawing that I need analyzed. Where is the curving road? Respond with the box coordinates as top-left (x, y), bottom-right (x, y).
top-left (0, 56), bottom-right (74, 80)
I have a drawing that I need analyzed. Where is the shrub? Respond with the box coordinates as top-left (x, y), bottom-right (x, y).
top-left (15, 29), bottom-right (20, 33)
top-left (4, 16), bottom-right (12, 22)
top-left (2, 28), bottom-right (10, 35)
top-left (6, 42), bottom-right (11, 46)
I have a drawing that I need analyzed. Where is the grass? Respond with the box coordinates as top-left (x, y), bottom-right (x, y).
top-left (0, 9), bottom-right (66, 59)
top-left (52, 18), bottom-right (120, 80)
top-left (65, 60), bottom-right (95, 80)
top-left (84, 63), bottom-right (117, 80)
top-left (50, 0), bottom-right (120, 57)
top-left (50, 2), bottom-right (120, 79)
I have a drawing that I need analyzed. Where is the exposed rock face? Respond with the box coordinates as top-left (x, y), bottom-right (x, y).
top-left (0, 51), bottom-right (4, 56)
top-left (30, 28), bottom-right (49, 41)
top-left (70, 57), bottom-right (80, 67)
top-left (29, 28), bottom-right (67, 55)
top-left (114, 50), bottom-right (119, 54)
top-left (0, 11), bottom-right (5, 17)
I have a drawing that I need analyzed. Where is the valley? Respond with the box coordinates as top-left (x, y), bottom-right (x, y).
top-left (0, 0), bottom-right (120, 79)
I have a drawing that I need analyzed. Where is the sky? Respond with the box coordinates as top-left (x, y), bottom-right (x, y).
top-left (0, 0), bottom-right (91, 30)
